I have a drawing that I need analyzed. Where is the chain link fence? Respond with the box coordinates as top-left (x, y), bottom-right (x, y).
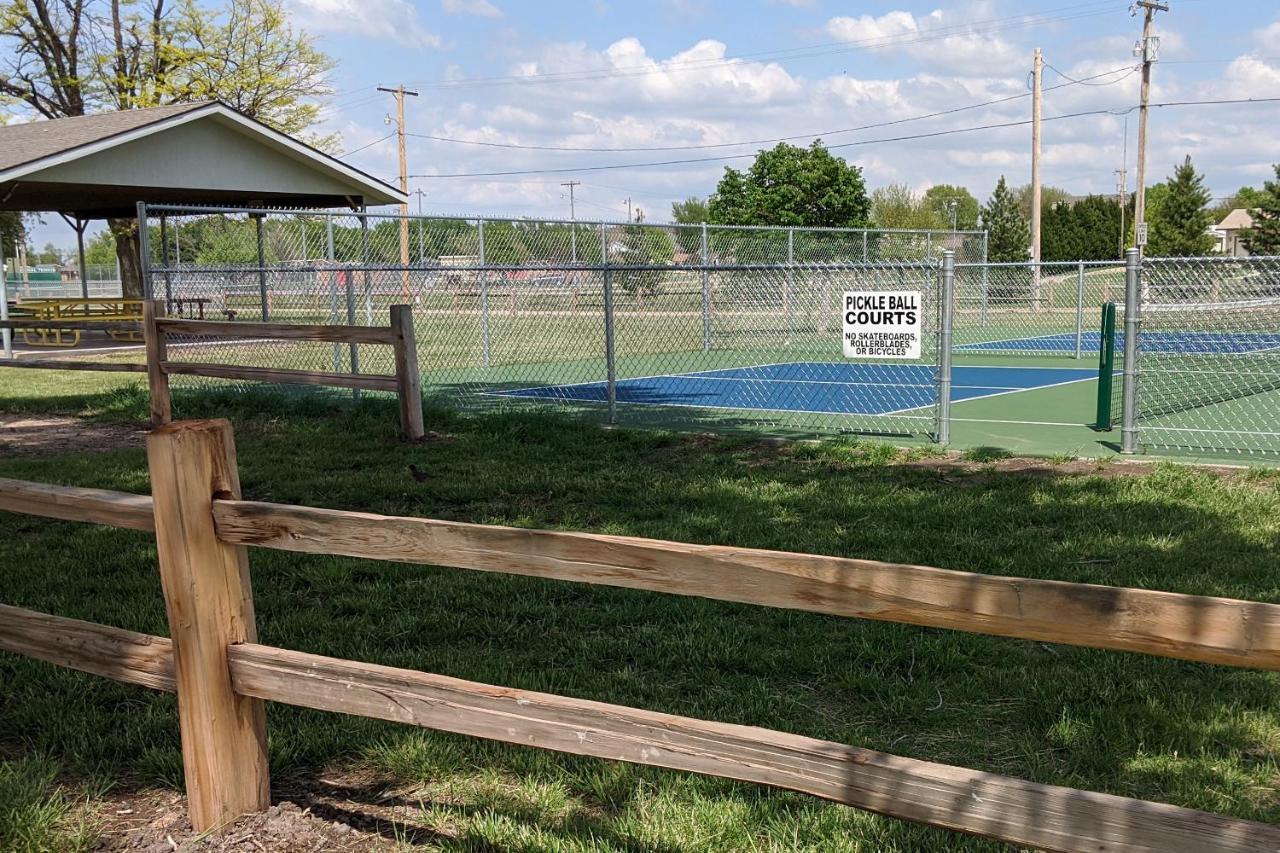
top-left (1125, 256), bottom-right (1280, 456)
top-left (141, 204), bottom-right (972, 438)
top-left (134, 205), bottom-right (1280, 457)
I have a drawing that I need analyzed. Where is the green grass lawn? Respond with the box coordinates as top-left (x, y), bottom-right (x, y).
top-left (3, 373), bottom-right (1280, 850)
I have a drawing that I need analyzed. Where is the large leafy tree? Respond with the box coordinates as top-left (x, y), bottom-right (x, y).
top-left (981, 176), bottom-right (1029, 262)
top-left (0, 0), bottom-right (335, 296)
top-left (707, 140), bottom-right (870, 228)
top-left (922, 184), bottom-right (979, 230)
top-left (1242, 165), bottom-right (1280, 256)
top-left (1041, 195), bottom-right (1127, 262)
top-left (1147, 155), bottom-right (1215, 257)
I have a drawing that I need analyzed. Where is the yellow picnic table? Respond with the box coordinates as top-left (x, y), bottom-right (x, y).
top-left (16, 298), bottom-right (144, 347)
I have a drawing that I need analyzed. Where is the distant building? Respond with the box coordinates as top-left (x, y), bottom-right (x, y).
top-left (1213, 209), bottom-right (1254, 257)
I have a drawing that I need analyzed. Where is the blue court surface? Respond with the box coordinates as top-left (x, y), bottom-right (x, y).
top-left (959, 331), bottom-right (1280, 354)
top-left (491, 362), bottom-right (1099, 416)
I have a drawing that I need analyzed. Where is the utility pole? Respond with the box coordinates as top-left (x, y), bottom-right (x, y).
top-left (625, 197), bottom-right (632, 222)
top-left (378, 85), bottom-right (420, 296)
top-left (412, 188), bottom-right (426, 216)
top-left (1116, 168), bottom-right (1128, 259)
top-left (1132, 0), bottom-right (1167, 257)
top-left (561, 180), bottom-right (580, 262)
top-left (1030, 47), bottom-right (1043, 308)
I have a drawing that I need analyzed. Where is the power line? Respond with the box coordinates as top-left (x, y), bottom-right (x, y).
top-left (398, 2), bottom-right (1118, 91)
top-left (405, 65), bottom-right (1137, 154)
top-left (339, 131), bottom-right (396, 157)
top-left (408, 97), bottom-right (1280, 179)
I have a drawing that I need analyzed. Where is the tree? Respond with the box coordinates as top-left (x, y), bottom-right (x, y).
top-left (1210, 186), bottom-right (1264, 223)
top-left (1243, 164), bottom-right (1280, 256)
top-left (1041, 195), bottom-right (1126, 262)
top-left (0, 211), bottom-right (21, 260)
top-left (707, 140), bottom-right (870, 228)
top-left (671, 197), bottom-right (708, 224)
top-left (922, 184), bottom-right (979, 230)
top-left (1013, 184), bottom-right (1071, 221)
top-left (1, 0), bottom-right (336, 295)
top-left (83, 230), bottom-right (118, 266)
top-left (870, 184), bottom-right (943, 230)
top-left (1147, 155), bottom-right (1215, 257)
top-left (981, 176), bottom-right (1029, 262)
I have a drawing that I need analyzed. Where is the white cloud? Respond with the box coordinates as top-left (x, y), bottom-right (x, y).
top-left (1254, 18), bottom-right (1280, 46)
top-left (441, 0), bottom-right (502, 18)
top-left (824, 8), bottom-right (1023, 76)
top-left (769, 0), bottom-right (816, 7)
top-left (286, 0), bottom-right (442, 48)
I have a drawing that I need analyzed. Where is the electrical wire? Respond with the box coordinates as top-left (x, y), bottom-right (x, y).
top-left (405, 65), bottom-right (1138, 154)
top-left (339, 131), bottom-right (396, 157)
top-left (408, 97), bottom-right (1280, 179)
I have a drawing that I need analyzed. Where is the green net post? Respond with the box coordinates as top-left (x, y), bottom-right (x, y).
top-left (1094, 301), bottom-right (1116, 429)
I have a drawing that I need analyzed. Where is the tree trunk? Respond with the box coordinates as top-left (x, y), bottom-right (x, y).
top-left (109, 218), bottom-right (145, 299)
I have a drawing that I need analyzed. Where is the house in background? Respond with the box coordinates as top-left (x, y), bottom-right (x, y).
top-left (1213, 209), bottom-right (1254, 257)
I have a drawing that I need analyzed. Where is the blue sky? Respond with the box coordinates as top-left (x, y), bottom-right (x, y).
top-left (28, 0), bottom-right (1280, 247)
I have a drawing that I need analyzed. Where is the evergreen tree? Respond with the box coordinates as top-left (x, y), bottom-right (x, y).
top-left (981, 176), bottom-right (1029, 262)
top-left (1243, 164), bottom-right (1280, 256)
top-left (1147, 155), bottom-right (1215, 256)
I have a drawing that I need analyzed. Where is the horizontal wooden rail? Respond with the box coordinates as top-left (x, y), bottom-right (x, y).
top-left (213, 499), bottom-right (1280, 671)
top-left (0, 478), bottom-right (155, 530)
top-left (228, 642), bottom-right (1280, 853)
top-left (159, 361), bottom-right (398, 392)
top-left (155, 317), bottom-right (397, 346)
top-left (0, 604), bottom-right (174, 692)
top-left (0, 358), bottom-right (147, 373)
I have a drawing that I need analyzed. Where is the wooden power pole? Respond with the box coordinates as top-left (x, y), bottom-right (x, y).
top-left (1132, 0), bottom-right (1167, 257)
top-left (379, 85), bottom-right (419, 297)
top-left (1031, 47), bottom-right (1043, 308)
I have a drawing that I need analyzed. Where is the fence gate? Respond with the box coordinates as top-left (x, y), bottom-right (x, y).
top-left (1126, 256), bottom-right (1280, 456)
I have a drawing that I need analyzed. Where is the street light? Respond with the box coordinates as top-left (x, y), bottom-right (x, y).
top-left (946, 200), bottom-right (958, 232)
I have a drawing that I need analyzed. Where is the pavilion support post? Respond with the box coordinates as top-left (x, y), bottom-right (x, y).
top-left (74, 218), bottom-right (89, 299)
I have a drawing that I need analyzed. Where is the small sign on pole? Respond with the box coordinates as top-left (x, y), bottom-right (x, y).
top-left (842, 291), bottom-right (922, 359)
top-left (1135, 222), bottom-right (1148, 247)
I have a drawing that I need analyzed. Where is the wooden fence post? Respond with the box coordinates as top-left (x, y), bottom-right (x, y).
top-left (143, 300), bottom-right (172, 426)
top-left (390, 305), bottom-right (425, 441)
top-left (146, 420), bottom-right (269, 832)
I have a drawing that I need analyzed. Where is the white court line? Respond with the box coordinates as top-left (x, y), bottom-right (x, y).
top-left (884, 374), bottom-right (1099, 416)
top-left (955, 332), bottom-right (1077, 350)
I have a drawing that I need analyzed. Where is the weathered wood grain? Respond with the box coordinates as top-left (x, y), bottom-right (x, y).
top-left (148, 420), bottom-right (269, 831)
top-left (0, 477), bottom-right (154, 530)
top-left (0, 604), bottom-right (174, 692)
top-left (213, 499), bottom-right (1280, 671)
top-left (229, 642), bottom-right (1280, 853)
top-left (155, 317), bottom-right (398, 345)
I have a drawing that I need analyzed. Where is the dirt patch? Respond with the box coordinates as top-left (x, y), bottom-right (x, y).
top-left (0, 415), bottom-right (145, 457)
top-left (91, 772), bottom-right (449, 851)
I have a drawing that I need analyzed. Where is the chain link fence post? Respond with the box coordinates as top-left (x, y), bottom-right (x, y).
top-left (1120, 247), bottom-right (1141, 453)
top-left (980, 230), bottom-right (990, 328)
top-left (479, 218), bottom-right (491, 368)
top-left (785, 227), bottom-right (795, 338)
top-left (325, 215), bottom-right (341, 376)
top-left (601, 223), bottom-right (617, 424)
top-left (1075, 260), bottom-right (1086, 360)
top-left (1, 265), bottom-right (10, 360)
top-left (700, 222), bottom-right (711, 352)
top-left (253, 214), bottom-right (267, 322)
top-left (936, 250), bottom-right (955, 445)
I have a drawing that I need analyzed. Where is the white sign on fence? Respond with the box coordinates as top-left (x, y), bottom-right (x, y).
top-left (842, 291), bottom-right (922, 359)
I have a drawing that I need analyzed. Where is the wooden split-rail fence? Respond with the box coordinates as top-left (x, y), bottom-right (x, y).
top-left (0, 301), bottom-right (425, 440)
top-left (2, 417), bottom-right (1280, 851)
